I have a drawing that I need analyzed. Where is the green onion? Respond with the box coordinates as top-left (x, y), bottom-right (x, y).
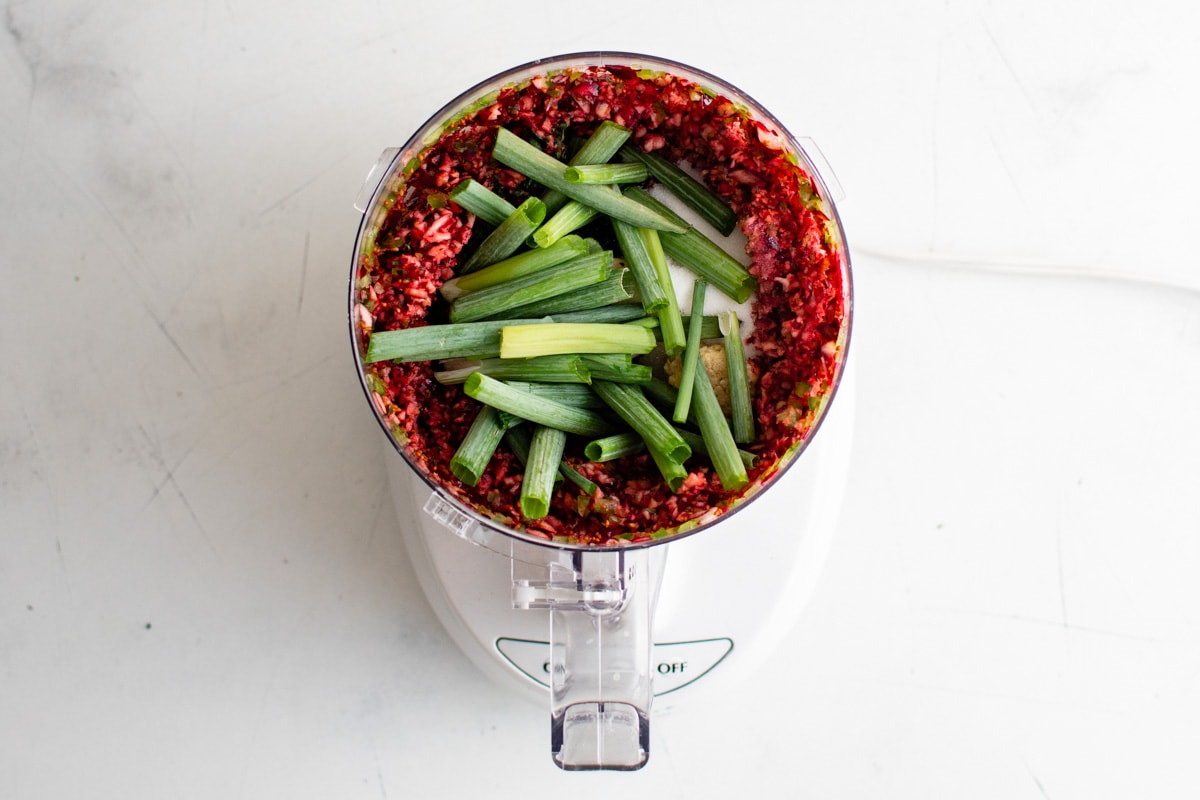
top-left (624, 187), bottom-right (756, 302)
top-left (505, 424), bottom-right (594, 497)
top-left (584, 431), bottom-right (646, 462)
top-left (641, 377), bottom-right (686, 419)
top-left (440, 235), bottom-right (588, 301)
top-left (591, 381), bottom-right (691, 464)
top-left (500, 322), bottom-right (657, 359)
top-left (433, 355), bottom-right (590, 385)
top-left (721, 311), bottom-right (755, 443)
top-left (531, 200), bottom-right (600, 248)
top-left (541, 120), bottom-right (632, 215)
top-left (503, 424), bottom-right (537, 469)
top-left (490, 269), bottom-right (638, 319)
top-left (549, 304), bottom-right (648, 324)
top-left (556, 461), bottom-right (598, 497)
top-left (450, 404), bottom-right (510, 486)
top-left (690, 366), bottom-right (748, 491)
top-left (653, 314), bottom-right (724, 343)
top-left (624, 316), bottom-right (659, 331)
top-left (644, 226), bottom-right (685, 355)
top-left (619, 143), bottom-right (737, 236)
top-left (520, 425), bottom-right (568, 518)
top-left (647, 446), bottom-right (689, 493)
top-left (460, 196), bottom-right (547, 273)
top-left (675, 427), bottom-right (757, 470)
top-left (448, 178), bottom-right (516, 226)
top-left (509, 421), bottom-right (598, 496)
top-left (509, 381), bottom-right (604, 409)
top-left (564, 162), bottom-right (649, 184)
top-left (685, 315), bottom-right (724, 340)
top-left (364, 318), bottom-right (549, 363)
top-left (674, 280), bottom-right (707, 423)
top-left (378, 122), bottom-right (778, 521)
top-left (492, 128), bottom-right (688, 234)
top-left (611, 218), bottom-right (669, 312)
top-left (463, 373), bottom-right (613, 437)
top-left (449, 250), bottom-right (611, 323)
top-left (580, 354), bottom-right (652, 385)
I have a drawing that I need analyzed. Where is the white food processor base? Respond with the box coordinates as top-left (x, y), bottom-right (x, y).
top-left (390, 357), bottom-right (856, 710)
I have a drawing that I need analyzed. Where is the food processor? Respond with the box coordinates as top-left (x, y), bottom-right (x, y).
top-left (349, 53), bottom-right (854, 770)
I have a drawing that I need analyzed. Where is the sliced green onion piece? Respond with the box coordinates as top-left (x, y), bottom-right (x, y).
top-left (449, 178), bottom-right (516, 226)
top-left (508, 381), bottom-right (604, 409)
top-left (463, 373), bottom-right (612, 437)
top-left (557, 461), bottom-right (598, 497)
top-left (491, 269), bottom-right (638, 320)
top-left (647, 446), bottom-right (689, 493)
top-left (541, 120), bottom-right (632, 215)
top-left (364, 318), bottom-right (549, 363)
top-left (641, 377), bottom-right (685, 418)
top-left (624, 316), bottom-right (659, 331)
top-left (520, 425), bottom-right (568, 518)
top-left (584, 431), bottom-right (646, 462)
top-left (492, 128), bottom-right (688, 234)
top-left (675, 427), bottom-right (757, 470)
top-left (440, 235), bottom-right (588, 301)
top-left (624, 187), bottom-right (756, 302)
top-left (644, 225), bottom-right (685, 355)
top-left (580, 354), bottom-right (652, 385)
top-left (611, 218), bottom-right (669, 312)
top-left (549, 304), bottom-right (648, 324)
top-left (505, 423), bottom-right (593, 497)
top-left (721, 310), bottom-right (755, 443)
top-left (450, 404), bottom-right (509, 486)
top-left (685, 315), bottom-right (724, 340)
top-left (564, 162), bottom-right (649, 184)
top-left (619, 142), bottom-right (737, 236)
top-left (433, 355), bottom-right (590, 385)
top-left (691, 367), bottom-right (748, 491)
top-left (503, 424), bottom-right (537, 470)
top-left (460, 196), bottom-right (547, 273)
top-left (653, 314), bottom-right (723, 342)
top-left (500, 322), bottom-right (657, 359)
top-left (449, 251), bottom-right (611, 323)
top-left (531, 200), bottom-right (600, 248)
top-left (674, 280), bottom-right (707, 423)
top-left (592, 380), bottom-right (691, 464)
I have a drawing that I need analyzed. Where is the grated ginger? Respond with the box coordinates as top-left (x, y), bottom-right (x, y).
top-left (663, 343), bottom-right (757, 417)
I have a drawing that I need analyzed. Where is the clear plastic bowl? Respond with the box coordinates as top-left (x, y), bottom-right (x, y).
top-left (349, 51), bottom-right (853, 554)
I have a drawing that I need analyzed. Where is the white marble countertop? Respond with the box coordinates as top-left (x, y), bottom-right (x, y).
top-left (3, 1), bottom-right (1198, 797)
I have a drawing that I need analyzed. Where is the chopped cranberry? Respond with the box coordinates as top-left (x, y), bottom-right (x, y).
top-left (355, 66), bottom-right (847, 545)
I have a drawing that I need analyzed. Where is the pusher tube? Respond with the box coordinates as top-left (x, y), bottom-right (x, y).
top-left (547, 549), bottom-right (653, 770)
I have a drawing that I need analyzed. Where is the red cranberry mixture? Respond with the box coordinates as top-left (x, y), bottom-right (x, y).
top-left (353, 65), bottom-right (847, 545)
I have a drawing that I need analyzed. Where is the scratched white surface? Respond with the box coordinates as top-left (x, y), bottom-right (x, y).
top-left (3, 1), bottom-right (1199, 797)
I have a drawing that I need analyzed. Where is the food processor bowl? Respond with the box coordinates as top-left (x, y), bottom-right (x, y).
top-left (349, 52), bottom-right (853, 770)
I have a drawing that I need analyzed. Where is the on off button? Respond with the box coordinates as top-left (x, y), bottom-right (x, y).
top-left (494, 637), bottom-right (734, 696)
